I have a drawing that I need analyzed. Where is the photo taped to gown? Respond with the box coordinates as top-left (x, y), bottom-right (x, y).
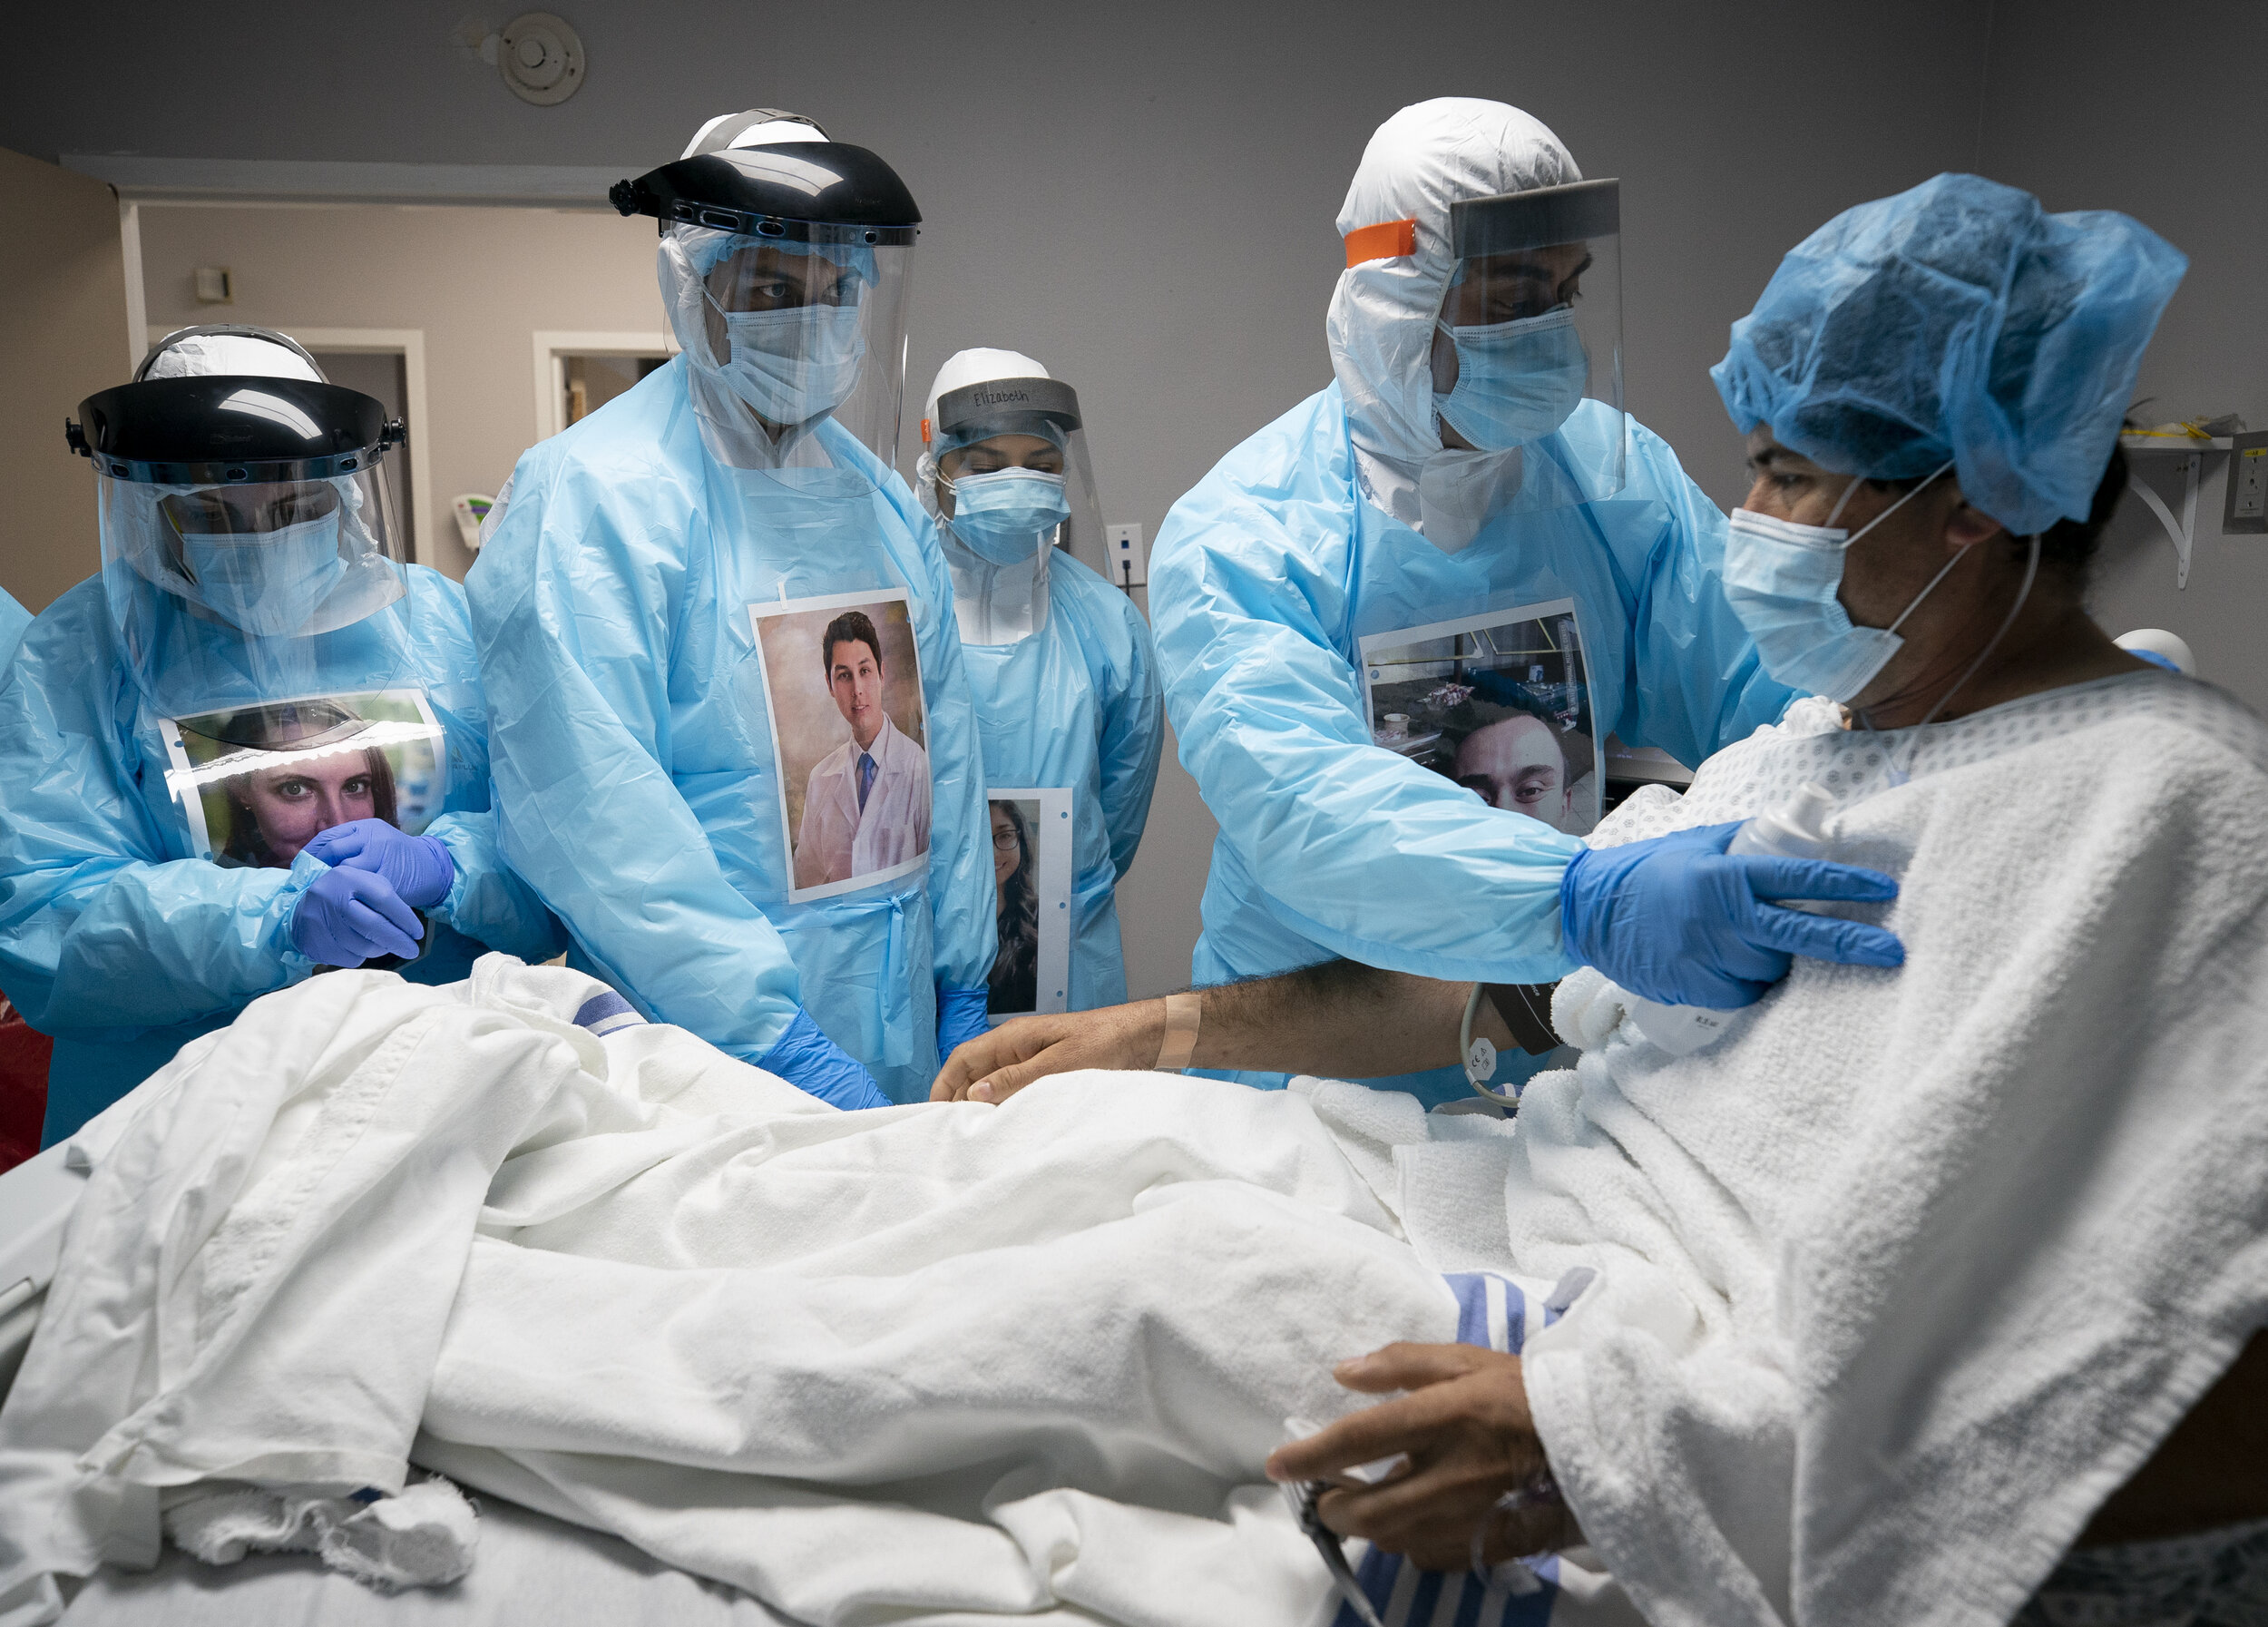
top-left (1358, 597), bottom-right (1599, 837)
top-left (162, 689), bottom-right (445, 867)
top-left (986, 787), bottom-right (1073, 1020)
top-left (752, 587), bottom-right (933, 903)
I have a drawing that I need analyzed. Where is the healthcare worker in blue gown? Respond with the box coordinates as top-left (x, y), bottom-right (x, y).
top-left (469, 113), bottom-right (995, 1108)
top-left (1149, 98), bottom-right (1903, 1107)
top-left (914, 349), bottom-right (1163, 1015)
top-left (0, 327), bottom-right (562, 1144)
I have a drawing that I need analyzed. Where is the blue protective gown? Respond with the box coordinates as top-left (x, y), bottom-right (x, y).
top-left (468, 358), bottom-right (997, 1104)
top-left (0, 569), bottom-right (563, 1143)
top-left (1149, 387), bottom-right (1794, 1105)
top-left (956, 548), bottom-right (1163, 1011)
top-left (0, 587), bottom-right (27, 670)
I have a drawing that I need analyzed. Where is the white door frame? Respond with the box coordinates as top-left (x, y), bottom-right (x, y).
top-left (531, 330), bottom-right (675, 444)
top-left (154, 324), bottom-right (433, 564)
top-left (119, 203), bottom-right (149, 372)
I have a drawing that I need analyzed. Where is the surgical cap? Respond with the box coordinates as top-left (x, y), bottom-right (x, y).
top-left (142, 331), bottom-right (323, 382)
top-left (1712, 172), bottom-right (2186, 536)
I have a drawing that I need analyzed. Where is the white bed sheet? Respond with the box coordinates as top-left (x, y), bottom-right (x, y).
top-left (58, 1493), bottom-right (794, 1627)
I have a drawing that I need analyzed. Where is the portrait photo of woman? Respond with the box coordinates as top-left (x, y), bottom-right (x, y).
top-left (168, 691), bottom-right (443, 873)
top-left (195, 698), bottom-right (399, 870)
top-left (220, 745), bottom-right (396, 869)
top-left (988, 798), bottom-right (1040, 1015)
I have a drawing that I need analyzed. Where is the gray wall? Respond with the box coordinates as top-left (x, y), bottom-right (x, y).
top-left (6, 0), bottom-right (2253, 995)
top-left (1978, 0), bottom-right (2268, 718)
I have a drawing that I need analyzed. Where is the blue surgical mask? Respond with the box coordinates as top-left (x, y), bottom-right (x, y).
top-left (714, 303), bottom-right (866, 426)
top-left (946, 469), bottom-right (1070, 565)
top-left (1721, 460), bottom-right (1965, 702)
top-left (1432, 306), bottom-right (1589, 451)
top-left (181, 512), bottom-right (347, 637)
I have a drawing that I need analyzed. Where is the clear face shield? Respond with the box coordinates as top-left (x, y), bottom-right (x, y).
top-left (925, 377), bottom-right (1101, 568)
top-left (1433, 179), bottom-right (1625, 502)
top-left (97, 461), bottom-right (415, 747)
top-left (664, 223), bottom-right (914, 479)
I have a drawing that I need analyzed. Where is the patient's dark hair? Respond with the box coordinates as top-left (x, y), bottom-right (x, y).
top-left (1863, 441), bottom-right (2129, 583)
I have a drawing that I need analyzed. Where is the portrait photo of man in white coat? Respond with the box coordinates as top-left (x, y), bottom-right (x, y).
top-left (790, 608), bottom-right (932, 892)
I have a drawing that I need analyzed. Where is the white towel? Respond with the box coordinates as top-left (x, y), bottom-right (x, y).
top-left (163, 1475), bottom-right (478, 1589)
top-left (1513, 673), bottom-right (2268, 1627)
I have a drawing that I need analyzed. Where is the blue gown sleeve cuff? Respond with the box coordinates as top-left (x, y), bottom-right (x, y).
top-left (425, 811), bottom-right (568, 962)
top-left (756, 1008), bottom-right (891, 1111)
top-left (935, 982), bottom-right (992, 1059)
top-left (273, 852), bottom-right (326, 979)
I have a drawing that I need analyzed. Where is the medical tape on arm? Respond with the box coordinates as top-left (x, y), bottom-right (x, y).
top-left (1154, 991), bottom-right (1202, 1072)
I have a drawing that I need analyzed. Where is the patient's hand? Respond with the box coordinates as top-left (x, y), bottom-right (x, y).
top-left (930, 1001), bottom-right (1166, 1104)
top-left (1266, 1343), bottom-right (1579, 1572)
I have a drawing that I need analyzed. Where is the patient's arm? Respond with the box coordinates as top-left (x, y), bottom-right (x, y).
top-left (1266, 1342), bottom-right (1580, 1571)
top-left (931, 963), bottom-right (1538, 1103)
top-left (2080, 1328), bottom-right (2268, 1545)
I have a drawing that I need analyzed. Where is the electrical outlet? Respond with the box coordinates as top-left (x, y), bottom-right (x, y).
top-left (1107, 524), bottom-right (1147, 589)
top-left (2224, 432), bottom-right (2268, 535)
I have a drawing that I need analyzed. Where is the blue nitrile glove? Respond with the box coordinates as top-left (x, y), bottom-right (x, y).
top-left (757, 1008), bottom-right (889, 1110)
top-left (936, 982), bottom-right (991, 1061)
top-left (1559, 821), bottom-right (1904, 1009)
top-left (301, 818), bottom-right (457, 909)
top-left (291, 864), bottom-right (425, 966)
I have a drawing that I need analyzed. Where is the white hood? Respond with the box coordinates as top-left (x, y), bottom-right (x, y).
top-left (1325, 99), bottom-right (1580, 536)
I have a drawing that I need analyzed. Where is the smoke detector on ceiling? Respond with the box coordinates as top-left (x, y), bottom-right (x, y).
top-left (497, 12), bottom-right (584, 106)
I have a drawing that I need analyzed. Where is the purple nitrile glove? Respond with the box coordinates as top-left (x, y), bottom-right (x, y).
top-left (301, 818), bottom-right (456, 910)
top-left (291, 863), bottom-right (425, 966)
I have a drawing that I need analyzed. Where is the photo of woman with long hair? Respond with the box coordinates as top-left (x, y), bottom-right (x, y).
top-left (202, 700), bottom-right (400, 870)
top-left (988, 799), bottom-right (1040, 1015)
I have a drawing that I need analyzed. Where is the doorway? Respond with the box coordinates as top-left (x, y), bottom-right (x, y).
top-left (532, 331), bottom-right (674, 443)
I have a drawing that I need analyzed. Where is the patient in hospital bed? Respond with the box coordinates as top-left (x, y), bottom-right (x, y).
top-left (6, 181), bottom-right (2266, 1627)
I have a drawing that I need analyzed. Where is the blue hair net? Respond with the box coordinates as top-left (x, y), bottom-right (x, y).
top-left (1712, 173), bottom-right (2186, 535)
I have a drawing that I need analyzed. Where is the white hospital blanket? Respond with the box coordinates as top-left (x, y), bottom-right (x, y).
top-left (0, 956), bottom-right (1482, 1627)
top-left (1513, 674), bottom-right (2268, 1627)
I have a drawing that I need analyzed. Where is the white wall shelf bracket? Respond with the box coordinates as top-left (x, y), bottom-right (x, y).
top-left (2121, 438), bottom-right (2231, 591)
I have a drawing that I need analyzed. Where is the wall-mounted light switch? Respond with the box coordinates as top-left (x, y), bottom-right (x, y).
top-left (2224, 432), bottom-right (2268, 535)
